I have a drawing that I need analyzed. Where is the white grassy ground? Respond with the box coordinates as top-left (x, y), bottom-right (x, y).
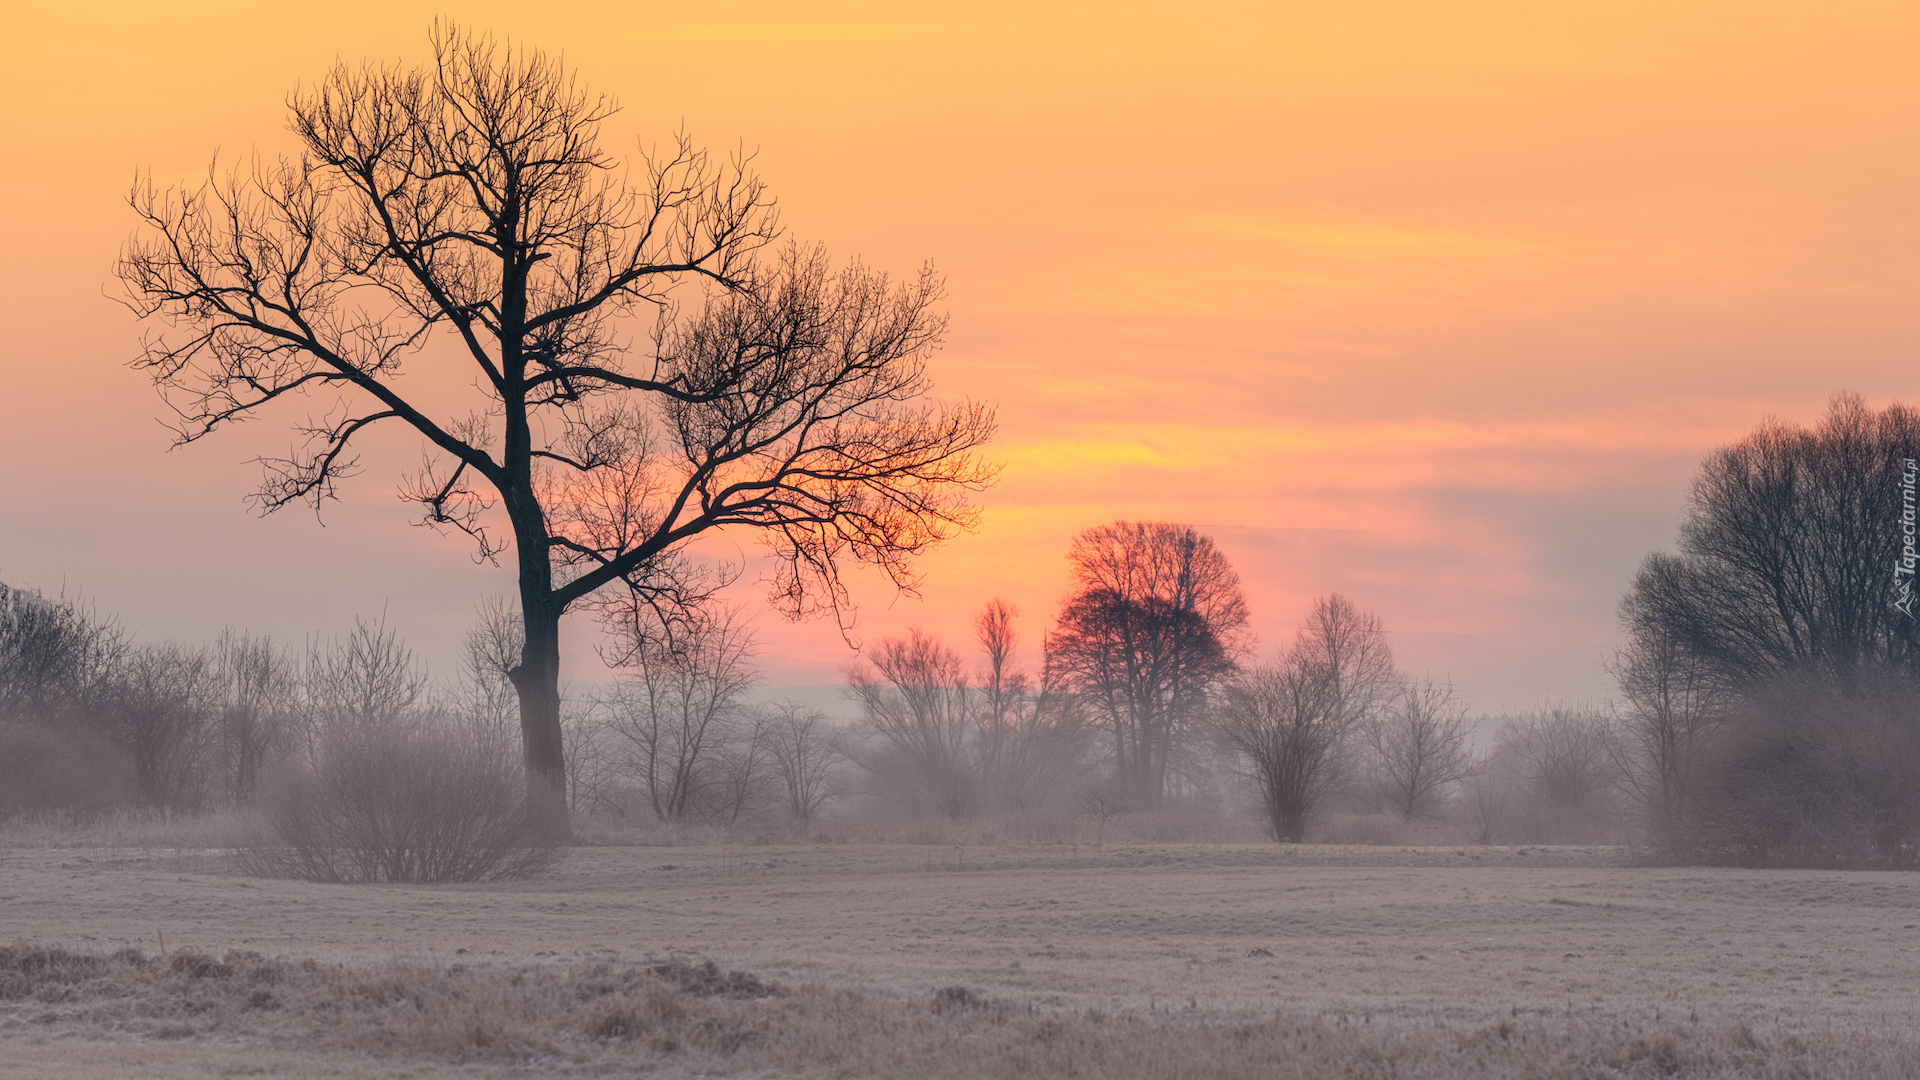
top-left (4, 841), bottom-right (1917, 1076)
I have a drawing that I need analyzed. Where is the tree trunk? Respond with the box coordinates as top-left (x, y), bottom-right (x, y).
top-left (1265, 775), bottom-right (1307, 843)
top-left (1269, 801), bottom-right (1307, 844)
top-left (511, 601), bottom-right (572, 844)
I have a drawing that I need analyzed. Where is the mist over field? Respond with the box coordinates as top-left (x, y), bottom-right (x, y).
top-left (8, 3), bottom-right (1920, 1077)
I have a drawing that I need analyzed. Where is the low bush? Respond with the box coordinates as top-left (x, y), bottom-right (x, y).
top-left (237, 723), bottom-right (560, 883)
top-left (0, 721), bottom-right (133, 824)
top-left (1689, 681), bottom-right (1920, 867)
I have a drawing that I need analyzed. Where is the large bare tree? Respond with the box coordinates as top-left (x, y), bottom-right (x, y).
top-left (117, 25), bottom-right (996, 839)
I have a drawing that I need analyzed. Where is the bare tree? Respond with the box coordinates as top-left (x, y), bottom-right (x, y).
top-left (119, 23), bottom-right (996, 840)
top-left (1073, 778), bottom-right (1134, 843)
top-left (1474, 706), bottom-right (1623, 844)
top-left (974, 599), bottom-right (1023, 797)
top-left (1216, 595), bottom-right (1393, 843)
top-left (762, 700), bottom-right (844, 822)
top-left (846, 628), bottom-right (978, 819)
top-left (702, 706), bottom-right (778, 827)
top-left (299, 613), bottom-right (433, 757)
top-left (0, 583), bottom-right (125, 730)
top-left (1606, 624), bottom-right (1727, 849)
top-left (0, 585), bottom-right (135, 820)
top-left (973, 599), bottom-right (1089, 811)
top-left (1045, 523), bottom-right (1247, 807)
top-left (213, 630), bottom-right (299, 806)
top-left (1505, 706), bottom-right (1612, 813)
top-left (112, 643), bottom-right (223, 815)
top-left (1359, 675), bottom-right (1476, 824)
top-left (602, 607), bottom-right (760, 823)
top-left (561, 706), bottom-right (624, 817)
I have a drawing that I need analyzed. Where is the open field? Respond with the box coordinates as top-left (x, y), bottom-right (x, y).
top-left (4, 840), bottom-right (1919, 1077)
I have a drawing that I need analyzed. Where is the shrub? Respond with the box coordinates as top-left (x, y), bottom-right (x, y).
top-left (1691, 679), bottom-right (1920, 867)
top-left (0, 721), bottom-right (133, 824)
top-left (238, 722), bottom-right (560, 883)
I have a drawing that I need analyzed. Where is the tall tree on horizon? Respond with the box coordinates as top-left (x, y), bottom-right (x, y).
top-left (116, 23), bottom-right (997, 840)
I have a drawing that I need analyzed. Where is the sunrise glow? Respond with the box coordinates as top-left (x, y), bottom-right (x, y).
top-left (4, 0), bottom-right (1918, 711)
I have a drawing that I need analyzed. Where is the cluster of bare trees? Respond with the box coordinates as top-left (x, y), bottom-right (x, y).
top-left (835, 524), bottom-right (1500, 843)
top-left (0, 570), bottom-right (866, 856)
top-left (1216, 596), bottom-right (1396, 841)
top-left (1, 585), bottom-right (137, 820)
top-left (846, 601), bottom-right (1089, 819)
top-left (0, 583), bottom-right (320, 819)
top-left (1213, 596), bottom-right (1492, 843)
top-left (527, 607), bottom-right (850, 828)
top-left (1457, 706), bottom-right (1622, 846)
top-left (0, 582), bottom-right (520, 824)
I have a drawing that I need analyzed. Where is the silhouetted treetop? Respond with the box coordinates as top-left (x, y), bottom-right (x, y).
top-left (1622, 393), bottom-right (1920, 694)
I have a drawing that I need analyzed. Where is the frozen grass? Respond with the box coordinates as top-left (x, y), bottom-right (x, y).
top-left (566, 807), bottom-right (1279, 848)
top-left (5, 941), bottom-right (1916, 1078)
top-left (0, 809), bottom-right (252, 850)
top-left (7, 836), bottom-right (1913, 1076)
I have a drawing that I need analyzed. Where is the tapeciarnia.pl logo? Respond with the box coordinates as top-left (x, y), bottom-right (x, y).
top-left (1898, 457), bottom-right (1918, 618)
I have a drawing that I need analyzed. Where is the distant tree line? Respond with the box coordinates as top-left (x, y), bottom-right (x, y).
top-left (0, 587), bottom-right (497, 822)
top-left (0, 587), bottom-right (844, 835)
top-left (71, 390), bottom-right (1920, 860)
top-left (2, 557), bottom-right (1639, 851)
top-left (838, 522), bottom-right (1534, 845)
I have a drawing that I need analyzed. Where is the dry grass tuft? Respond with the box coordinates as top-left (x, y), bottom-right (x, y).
top-left (0, 808), bottom-right (253, 850)
top-left (4, 941), bottom-right (1918, 1078)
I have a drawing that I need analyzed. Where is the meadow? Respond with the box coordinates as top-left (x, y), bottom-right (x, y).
top-left (4, 834), bottom-right (1918, 1078)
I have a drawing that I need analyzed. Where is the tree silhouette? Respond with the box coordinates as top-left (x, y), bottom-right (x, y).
top-left (117, 24), bottom-right (996, 840)
top-left (1621, 393), bottom-right (1920, 695)
top-left (1216, 594), bottom-right (1393, 842)
top-left (1358, 674), bottom-right (1476, 825)
top-left (1044, 522), bottom-right (1246, 807)
top-left (846, 628), bottom-right (979, 819)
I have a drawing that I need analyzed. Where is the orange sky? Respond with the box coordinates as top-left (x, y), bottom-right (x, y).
top-left (3, 2), bottom-right (1918, 713)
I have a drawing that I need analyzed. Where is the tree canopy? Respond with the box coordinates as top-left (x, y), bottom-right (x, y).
top-left (1621, 393), bottom-right (1920, 695)
top-left (1044, 522), bottom-right (1247, 806)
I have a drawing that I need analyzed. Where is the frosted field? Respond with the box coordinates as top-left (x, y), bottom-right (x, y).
top-left (4, 842), bottom-right (1917, 1077)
